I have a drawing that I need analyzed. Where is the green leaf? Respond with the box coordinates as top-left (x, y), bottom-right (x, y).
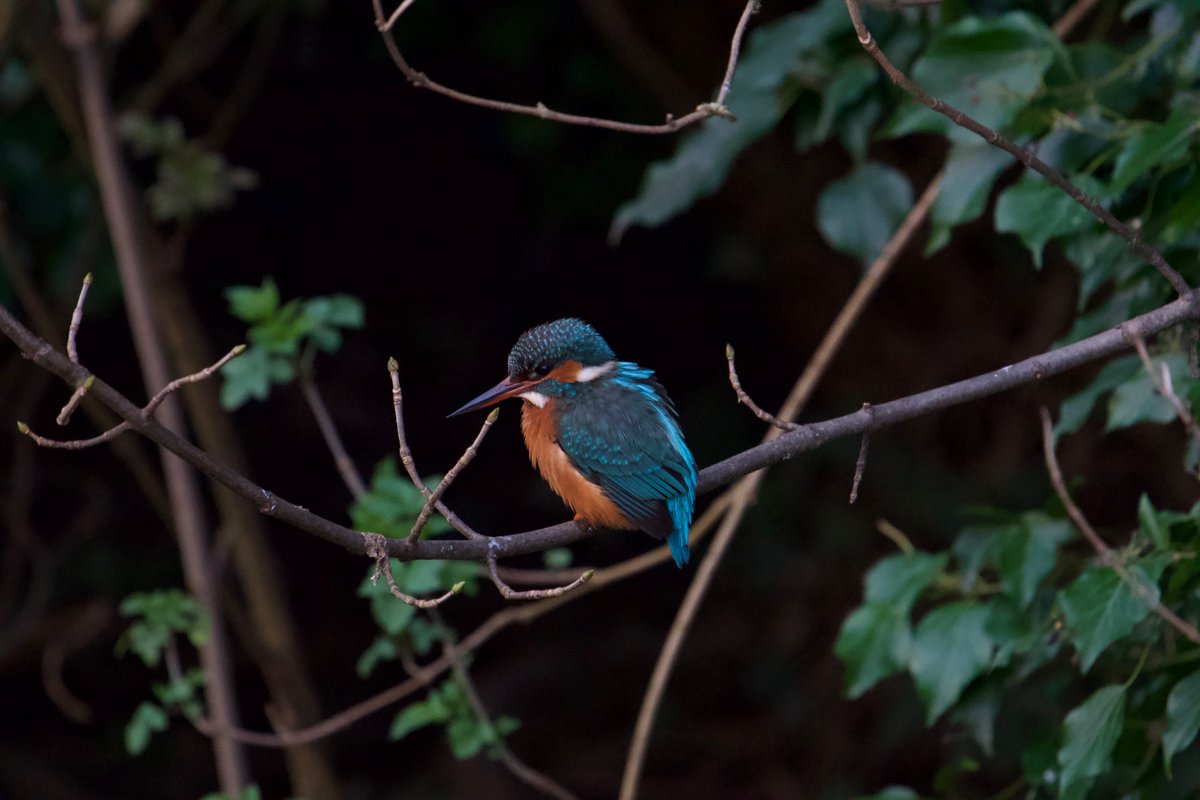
top-left (835, 603), bottom-right (912, 698)
top-left (927, 142), bottom-right (1014, 254)
top-left (909, 602), bottom-right (994, 724)
top-left (1058, 685), bottom-right (1126, 796)
top-left (610, 0), bottom-right (852, 241)
top-left (358, 568), bottom-right (418, 635)
top-left (1106, 354), bottom-right (1191, 431)
top-left (219, 346), bottom-right (277, 409)
top-left (1139, 494), bottom-right (1170, 550)
top-left (356, 636), bottom-right (398, 679)
top-left (1054, 356), bottom-right (1141, 438)
top-left (1059, 564), bottom-right (1160, 672)
top-left (811, 58), bottom-right (878, 149)
top-left (225, 278), bottom-right (279, 324)
top-left (1109, 107), bottom-right (1200, 194)
top-left (885, 12), bottom-right (1060, 140)
top-left (350, 458), bottom-right (451, 538)
top-left (125, 701), bottom-right (168, 755)
top-left (389, 696), bottom-right (450, 741)
top-left (854, 788), bottom-right (918, 800)
top-left (817, 162), bottom-right (913, 267)
top-left (1165, 669), bottom-right (1200, 768)
top-left (995, 512), bottom-right (1073, 607)
top-left (995, 173), bottom-right (1102, 267)
top-left (864, 551), bottom-right (949, 612)
top-left (446, 716), bottom-right (489, 759)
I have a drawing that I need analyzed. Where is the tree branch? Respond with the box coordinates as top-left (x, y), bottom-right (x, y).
top-left (6, 292), bottom-right (1200, 562)
top-left (369, 0), bottom-right (757, 134)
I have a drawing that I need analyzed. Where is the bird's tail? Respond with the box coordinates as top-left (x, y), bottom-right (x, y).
top-left (666, 495), bottom-right (693, 568)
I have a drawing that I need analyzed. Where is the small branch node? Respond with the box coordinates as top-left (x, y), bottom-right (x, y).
top-left (363, 531), bottom-right (459, 608)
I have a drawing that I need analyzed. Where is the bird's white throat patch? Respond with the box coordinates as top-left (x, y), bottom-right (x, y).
top-left (576, 361), bottom-right (616, 382)
top-left (520, 391), bottom-right (548, 407)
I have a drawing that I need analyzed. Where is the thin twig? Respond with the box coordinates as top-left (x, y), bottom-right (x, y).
top-left (849, 419), bottom-right (871, 504)
top-left (388, 357), bottom-right (485, 540)
top-left (408, 408), bottom-right (499, 542)
top-left (20, 345), bottom-right (245, 450)
top-left (66, 272), bottom-right (91, 364)
top-left (431, 608), bottom-right (579, 800)
top-left (1127, 331), bottom-right (1200, 447)
top-left (55, 375), bottom-right (94, 427)
top-left (843, 0), bottom-right (1192, 301)
top-left (362, 533), bottom-right (461, 608)
top-left (486, 549), bottom-right (594, 600)
top-left (298, 370), bottom-right (368, 499)
top-left (725, 344), bottom-right (798, 431)
top-left (1039, 408), bottom-right (1200, 644)
top-left (369, 0), bottom-right (758, 134)
top-left (378, 0), bottom-right (419, 31)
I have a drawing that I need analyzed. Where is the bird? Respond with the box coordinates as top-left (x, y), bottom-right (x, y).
top-left (449, 318), bottom-right (697, 567)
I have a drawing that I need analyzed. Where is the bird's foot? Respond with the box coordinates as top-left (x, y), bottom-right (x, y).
top-left (572, 514), bottom-right (597, 534)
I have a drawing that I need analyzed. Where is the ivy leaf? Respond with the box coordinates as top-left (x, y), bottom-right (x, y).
top-left (1105, 354), bottom-right (1191, 431)
top-left (885, 12), bottom-right (1060, 140)
top-left (864, 551), bottom-right (949, 612)
top-left (995, 173), bottom-right (1103, 267)
top-left (1109, 107), bottom-right (1200, 195)
top-left (927, 142), bottom-right (1014, 254)
top-left (909, 602), bottom-right (994, 724)
top-left (610, 0), bottom-right (851, 241)
top-left (995, 512), bottom-right (1073, 607)
top-left (1058, 685), bottom-right (1126, 796)
top-left (817, 162), bottom-right (913, 267)
top-left (1059, 564), bottom-right (1160, 672)
top-left (1054, 356), bottom-right (1141, 439)
top-left (1138, 494), bottom-right (1170, 550)
top-left (1165, 669), bottom-right (1200, 769)
top-left (811, 58), bottom-right (878, 148)
top-left (835, 603), bottom-right (912, 698)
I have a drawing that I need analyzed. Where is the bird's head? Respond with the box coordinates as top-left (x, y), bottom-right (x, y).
top-left (449, 318), bottom-right (616, 416)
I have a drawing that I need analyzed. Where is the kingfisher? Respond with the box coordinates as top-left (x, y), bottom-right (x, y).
top-left (449, 318), bottom-right (698, 567)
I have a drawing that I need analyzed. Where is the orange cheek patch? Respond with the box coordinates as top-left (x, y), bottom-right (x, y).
top-left (546, 360), bottom-right (582, 383)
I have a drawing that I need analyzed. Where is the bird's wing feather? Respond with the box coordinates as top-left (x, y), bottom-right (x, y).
top-left (555, 376), bottom-right (693, 540)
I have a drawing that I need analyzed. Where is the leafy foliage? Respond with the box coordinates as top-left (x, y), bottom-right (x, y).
top-left (116, 589), bottom-right (209, 668)
top-left (220, 277), bottom-right (364, 408)
top-left (389, 677), bottom-right (520, 760)
top-left (349, 458), bottom-right (451, 539)
top-left (118, 112), bottom-right (257, 221)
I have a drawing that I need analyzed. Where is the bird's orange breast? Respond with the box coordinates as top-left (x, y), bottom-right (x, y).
top-left (521, 399), bottom-right (634, 530)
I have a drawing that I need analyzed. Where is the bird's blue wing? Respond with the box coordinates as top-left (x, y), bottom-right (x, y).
top-left (555, 369), bottom-right (697, 564)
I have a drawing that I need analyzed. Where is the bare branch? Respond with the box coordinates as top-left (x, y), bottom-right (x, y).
top-left (362, 533), bottom-right (461, 609)
top-left (6, 293), bottom-right (1200, 563)
top-left (1126, 330), bottom-right (1200, 448)
top-left (369, 0), bottom-right (759, 134)
top-left (66, 272), bottom-right (91, 364)
top-left (298, 370), bottom-right (368, 499)
top-left (725, 344), bottom-right (798, 431)
top-left (409, 408), bottom-right (498, 542)
top-left (842, 0), bottom-right (1192, 301)
top-left (20, 345), bottom-right (245, 450)
top-left (1039, 408), bottom-right (1200, 645)
top-left (55, 375), bottom-right (94, 427)
top-left (487, 550), bottom-right (594, 600)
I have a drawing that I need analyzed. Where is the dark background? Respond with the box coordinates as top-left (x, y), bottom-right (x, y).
top-left (2, 1), bottom-right (1188, 797)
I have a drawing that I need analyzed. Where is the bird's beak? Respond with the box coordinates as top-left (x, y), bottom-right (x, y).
top-left (448, 376), bottom-right (534, 417)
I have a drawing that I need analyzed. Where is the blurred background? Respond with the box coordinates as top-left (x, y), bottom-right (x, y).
top-left (2, 0), bottom-right (1195, 798)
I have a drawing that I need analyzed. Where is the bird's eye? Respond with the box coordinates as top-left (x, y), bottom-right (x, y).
top-left (531, 361), bottom-right (553, 378)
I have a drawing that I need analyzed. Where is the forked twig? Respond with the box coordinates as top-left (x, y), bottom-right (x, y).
top-left (486, 549), bottom-right (593, 601)
top-left (21, 344), bottom-right (246, 449)
top-left (1039, 408), bottom-right (1200, 644)
top-left (362, 532), bottom-right (462, 609)
top-left (369, 0), bottom-right (759, 134)
top-left (388, 358), bottom-right (484, 540)
top-left (408, 407), bottom-right (499, 542)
